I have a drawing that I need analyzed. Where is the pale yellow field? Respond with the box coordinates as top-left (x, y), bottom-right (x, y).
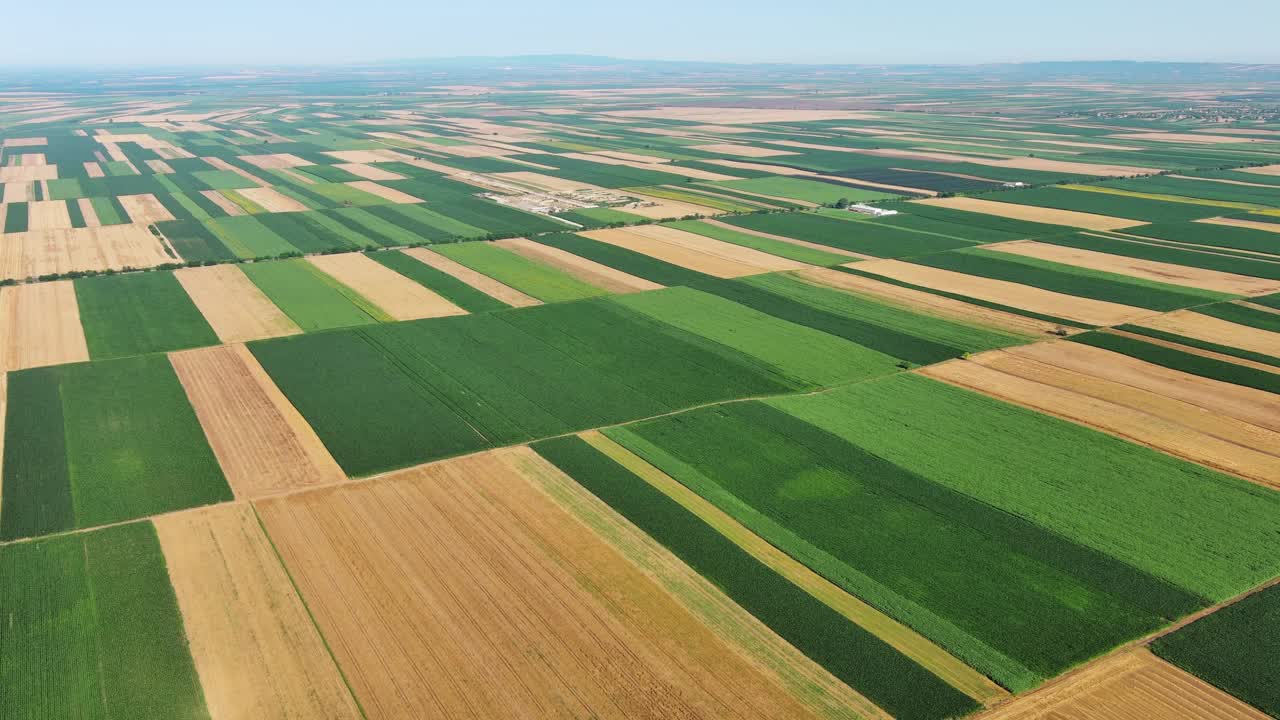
top-left (175, 264), bottom-right (301, 343)
top-left (117, 193), bottom-right (176, 225)
top-left (344, 180), bottom-right (423, 203)
top-left (234, 187), bottom-right (308, 213)
top-left (0, 280), bottom-right (89, 371)
top-left (26, 200), bottom-right (72, 230)
top-left (1138, 310), bottom-right (1280, 358)
top-left (401, 247), bottom-right (541, 307)
top-left (307, 253), bottom-right (466, 321)
top-left (496, 237), bottom-right (662, 293)
top-left (916, 196), bottom-right (1144, 230)
top-left (0, 225), bottom-right (173, 280)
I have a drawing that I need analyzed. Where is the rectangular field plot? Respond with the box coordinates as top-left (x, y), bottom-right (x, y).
top-left (175, 264), bottom-right (301, 343)
top-left (720, 211), bottom-right (980, 258)
top-left (431, 241), bottom-right (609, 302)
top-left (581, 224), bottom-right (810, 277)
top-left (366, 249), bottom-right (512, 313)
top-left (605, 400), bottom-right (1199, 691)
top-left (306, 252), bottom-right (466, 321)
top-left (247, 297), bottom-right (804, 475)
top-left (241, 258), bottom-right (388, 331)
top-left (0, 280), bottom-right (89, 371)
top-left (0, 225), bottom-right (174, 281)
top-left (75, 271), bottom-right (219, 359)
top-left (1, 355), bottom-right (232, 540)
top-left (1153, 583), bottom-right (1280, 718)
top-left (766, 374), bottom-right (1280, 603)
top-left (255, 448), bottom-right (871, 720)
top-left (0, 522), bottom-right (210, 720)
top-left (155, 504), bottom-right (361, 720)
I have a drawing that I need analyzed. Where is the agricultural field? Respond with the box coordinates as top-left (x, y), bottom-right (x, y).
top-left (3, 61), bottom-right (1280, 720)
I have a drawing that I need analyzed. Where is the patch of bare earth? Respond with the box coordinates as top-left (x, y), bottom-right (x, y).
top-left (0, 280), bottom-right (89, 370)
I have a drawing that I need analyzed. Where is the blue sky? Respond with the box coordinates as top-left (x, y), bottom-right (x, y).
top-left (6, 0), bottom-right (1278, 66)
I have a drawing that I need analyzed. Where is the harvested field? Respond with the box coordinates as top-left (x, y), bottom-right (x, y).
top-left (0, 225), bottom-right (172, 281)
top-left (201, 190), bottom-right (246, 216)
top-left (155, 504), bottom-right (362, 720)
top-left (240, 153), bottom-right (311, 170)
top-left (307, 253), bottom-right (465, 321)
top-left (2, 137), bottom-right (46, 148)
top-left (321, 150), bottom-right (395, 164)
top-left (855, 259), bottom-right (1156, 326)
top-left (145, 159), bottom-right (174, 174)
top-left (1200, 216), bottom-right (1280, 234)
top-left (256, 447), bottom-right (839, 720)
top-left (583, 225), bottom-right (808, 277)
top-left (343, 180), bottom-right (423, 204)
top-left (400, 247), bottom-right (541, 307)
top-left (920, 354), bottom-right (1280, 488)
top-left (607, 107), bottom-right (877, 123)
top-left (25, 200), bottom-right (71, 230)
top-left (0, 164), bottom-right (56, 183)
top-left (234, 187), bottom-right (308, 213)
top-left (170, 345), bottom-right (346, 498)
top-left (623, 191), bottom-right (725, 219)
top-left (492, 170), bottom-right (598, 193)
top-left (978, 649), bottom-right (1268, 720)
top-left (0, 280), bottom-right (89, 371)
top-left (797, 267), bottom-right (1062, 336)
top-left (916, 197), bottom-right (1143, 231)
top-left (84, 161), bottom-right (104, 178)
top-left (987, 240), bottom-right (1280, 294)
top-left (496, 237), bottom-right (663, 293)
top-left (333, 163), bottom-right (405, 181)
top-left (202, 156), bottom-right (269, 187)
top-left (175, 264), bottom-right (300, 343)
top-left (3, 182), bottom-right (30, 203)
top-left (702, 218), bottom-right (870, 259)
top-left (117, 193), bottom-right (176, 225)
top-left (709, 158), bottom-right (817, 176)
top-left (1139, 310), bottom-right (1280, 358)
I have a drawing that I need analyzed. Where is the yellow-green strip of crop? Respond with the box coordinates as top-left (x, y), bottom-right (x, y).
top-left (579, 429), bottom-right (1010, 705)
top-left (1059, 184), bottom-right (1267, 212)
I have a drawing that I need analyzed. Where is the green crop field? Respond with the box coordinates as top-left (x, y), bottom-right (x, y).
top-left (367, 249), bottom-right (510, 312)
top-left (1039, 233), bottom-right (1280, 280)
top-left (432, 241), bottom-right (609, 302)
top-left (241, 257), bottom-right (387, 330)
top-left (1123, 221), bottom-right (1280, 255)
top-left (722, 211), bottom-right (980, 257)
top-left (996, 187), bottom-right (1223, 223)
top-left (704, 176), bottom-right (900, 204)
top-left (532, 232), bottom-right (712, 286)
top-left (767, 374), bottom-right (1280, 602)
top-left (75, 272), bottom-right (219, 359)
top-left (666, 219), bottom-right (853, 265)
top-left (0, 522), bottom-right (210, 720)
top-left (1154, 583), bottom-right (1280, 717)
top-left (1070, 331), bottom-right (1280, 395)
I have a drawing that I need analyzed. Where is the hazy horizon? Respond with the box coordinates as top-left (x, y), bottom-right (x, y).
top-left (5, 0), bottom-right (1278, 68)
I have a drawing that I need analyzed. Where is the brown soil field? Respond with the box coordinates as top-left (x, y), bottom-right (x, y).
top-left (25, 200), bottom-right (72, 230)
top-left (155, 504), bottom-right (362, 720)
top-left (201, 190), bottom-right (246, 216)
top-left (703, 218), bottom-right (869, 259)
top-left (1, 137), bottom-right (46, 147)
top-left (332, 163), bottom-right (405, 181)
top-left (0, 225), bottom-right (172, 281)
top-left (1241, 164), bottom-right (1280, 177)
top-left (175, 265), bottom-right (301, 343)
top-left (400, 247), bottom-right (541, 307)
top-left (343, 180), bottom-right (423, 204)
top-left (797, 267), bottom-right (1059, 336)
top-left (171, 344), bottom-right (346, 498)
top-left (1138, 310), bottom-right (1280, 358)
top-left (583, 226), bottom-right (803, 277)
top-left (202, 157), bottom-right (270, 187)
top-left (256, 447), bottom-right (848, 720)
top-left (853, 259), bottom-right (1155, 326)
top-left (916, 197), bottom-right (1143, 230)
top-left (234, 187), bottom-right (308, 214)
top-left (1200, 216), bottom-right (1280, 234)
top-left (145, 159), bottom-right (174, 174)
top-left (3, 182), bottom-right (29, 203)
top-left (690, 143), bottom-right (797, 157)
top-left (307, 253), bottom-right (465, 321)
top-left (496, 238), bottom-right (662, 293)
top-left (117, 193), bottom-right (176, 225)
top-left (83, 161), bottom-right (105, 178)
top-left (76, 198), bottom-right (100, 227)
top-left (580, 431), bottom-right (1007, 705)
top-left (240, 153), bottom-right (311, 170)
top-left (0, 164), bottom-right (56, 183)
top-left (921, 356), bottom-right (1280, 488)
top-left (977, 649), bottom-right (1269, 720)
top-left (986, 240), bottom-right (1280, 294)
top-left (0, 280), bottom-right (89, 371)
top-left (1005, 341), bottom-right (1280, 432)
